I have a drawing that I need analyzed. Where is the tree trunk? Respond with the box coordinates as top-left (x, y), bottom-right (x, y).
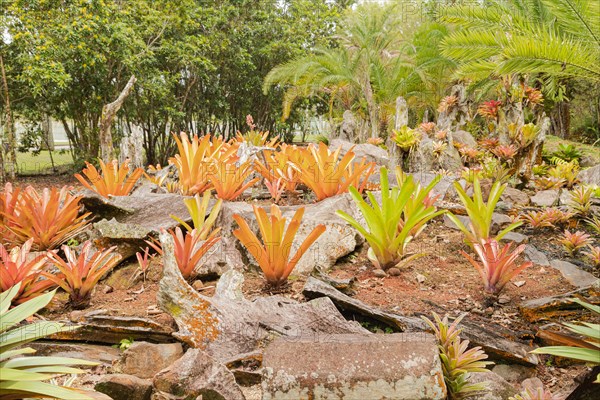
top-left (41, 114), bottom-right (54, 150)
top-left (0, 54), bottom-right (17, 181)
top-left (551, 101), bottom-right (570, 138)
top-left (98, 75), bottom-right (137, 163)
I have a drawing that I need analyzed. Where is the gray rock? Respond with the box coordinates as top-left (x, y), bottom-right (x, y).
top-left (530, 189), bottom-right (559, 207)
top-left (373, 269), bottom-right (387, 278)
top-left (549, 260), bottom-right (599, 288)
top-left (468, 371), bottom-right (518, 400)
top-left (153, 349), bottom-right (245, 400)
top-left (29, 342), bottom-right (120, 367)
top-left (262, 334), bottom-right (446, 400)
top-left (491, 364), bottom-right (535, 383)
top-left (578, 164), bottom-right (600, 186)
top-left (444, 213), bottom-right (469, 230)
top-left (95, 374), bottom-right (153, 400)
top-left (524, 245), bottom-right (550, 266)
top-left (453, 130), bottom-right (478, 148)
top-left (81, 191), bottom-right (194, 260)
top-left (492, 213), bottom-right (512, 228)
top-left (330, 138), bottom-right (390, 166)
top-left (117, 342), bottom-right (184, 379)
top-left (157, 234), bottom-right (368, 362)
top-left (500, 187), bottom-right (530, 207)
top-left (502, 232), bottom-right (529, 245)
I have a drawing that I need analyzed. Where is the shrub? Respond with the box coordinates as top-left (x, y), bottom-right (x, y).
top-left (447, 177), bottom-right (522, 247)
top-left (44, 241), bottom-right (122, 308)
top-left (75, 160), bottom-right (143, 197)
top-left (0, 284), bottom-right (97, 399)
top-left (233, 204), bottom-right (326, 287)
top-left (148, 227), bottom-right (220, 281)
top-left (422, 312), bottom-right (492, 399)
top-left (3, 186), bottom-right (90, 251)
top-left (531, 299), bottom-right (599, 383)
top-left (337, 167), bottom-right (445, 270)
top-left (460, 239), bottom-right (532, 295)
top-left (170, 191), bottom-right (222, 240)
top-left (297, 142), bottom-right (375, 201)
top-left (0, 239), bottom-right (56, 305)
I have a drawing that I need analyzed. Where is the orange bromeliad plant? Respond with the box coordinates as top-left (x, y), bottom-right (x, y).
top-left (147, 227), bottom-right (221, 280)
top-left (233, 204), bottom-right (326, 287)
top-left (296, 142), bottom-right (375, 201)
top-left (169, 132), bottom-right (237, 195)
top-left (75, 160), bottom-right (143, 197)
top-left (0, 183), bottom-right (20, 245)
top-left (0, 239), bottom-right (56, 305)
top-left (44, 241), bottom-right (122, 308)
top-left (209, 160), bottom-right (260, 200)
top-left (3, 186), bottom-right (90, 250)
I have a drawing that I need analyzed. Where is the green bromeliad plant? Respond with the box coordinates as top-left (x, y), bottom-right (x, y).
top-left (447, 177), bottom-right (522, 247)
top-left (0, 284), bottom-right (97, 399)
top-left (531, 298), bottom-right (600, 383)
top-left (337, 167), bottom-right (445, 270)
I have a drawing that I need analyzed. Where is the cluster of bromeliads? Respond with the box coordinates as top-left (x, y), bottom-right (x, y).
top-left (1, 131), bottom-right (599, 399)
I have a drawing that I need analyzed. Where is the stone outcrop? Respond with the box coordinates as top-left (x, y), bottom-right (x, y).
top-left (116, 342), bottom-right (184, 379)
top-left (95, 374), bottom-right (153, 400)
top-left (262, 333), bottom-right (446, 400)
top-left (329, 138), bottom-right (390, 166)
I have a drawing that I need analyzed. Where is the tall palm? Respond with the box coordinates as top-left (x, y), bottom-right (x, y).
top-left (440, 0), bottom-right (600, 82)
top-left (264, 2), bottom-right (449, 138)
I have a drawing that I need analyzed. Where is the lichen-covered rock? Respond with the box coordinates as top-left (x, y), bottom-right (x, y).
top-left (262, 333), bottom-right (446, 400)
top-left (453, 130), bottom-right (477, 148)
top-left (157, 233), bottom-right (368, 362)
top-left (153, 349), bottom-right (246, 400)
top-left (468, 371), bottom-right (518, 400)
top-left (578, 164), bottom-right (600, 186)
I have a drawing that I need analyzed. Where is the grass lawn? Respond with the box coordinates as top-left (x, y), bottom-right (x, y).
top-left (16, 150), bottom-right (74, 175)
top-left (544, 135), bottom-right (600, 165)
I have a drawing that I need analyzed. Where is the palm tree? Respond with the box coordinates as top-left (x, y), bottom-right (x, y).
top-left (440, 0), bottom-right (600, 82)
top-left (263, 3), bottom-right (454, 139)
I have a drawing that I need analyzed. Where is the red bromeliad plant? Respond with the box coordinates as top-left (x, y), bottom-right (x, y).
top-left (296, 142), bottom-right (375, 201)
top-left (460, 239), bottom-right (532, 295)
top-left (148, 227), bottom-right (220, 280)
top-left (233, 204), bottom-right (326, 287)
top-left (477, 100), bottom-right (502, 119)
top-left (492, 144), bottom-right (518, 160)
top-left (43, 241), bottom-right (122, 308)
top-left (3, 186), bottom-right (90, 251)
top-left (75, 160), bottom-right (143, 197)
top-left (0, 239), bottom-right (56, 305)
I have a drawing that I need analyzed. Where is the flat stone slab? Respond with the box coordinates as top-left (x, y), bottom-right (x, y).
top-left (262, 333), bottom-right (446, 400)
top-left (549, 259), bottom-right (598, 288)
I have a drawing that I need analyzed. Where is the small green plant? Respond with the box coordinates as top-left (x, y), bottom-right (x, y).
top-left (587, 215), bottom-right (600, 234)
top-left (584, 246), bottom-right (600, 267)
top-left (552, 143), bottom-right (582, 163)
top-left (114, 338), bottom-right (135, 351)
top-left (170, 190), bottom-right (222, 240)
top-left (337, 167), bottom-right (445, 270)
top-left (567, 186), bottom-right (593, 216)
top-left (531, 298), bottom-right (600, 383)
top-left (547, 160), bottom-right (579, 188)
top-left (447, 177), bottom-right (522, 247)
top-left (509, 386), bottom-right (554, 400)
top-left (391, 125), bottom-right (421, 151)
top-left (0, 284), bottom-right (97, 399)
top-left (422, 312), bottom-right (493, 399)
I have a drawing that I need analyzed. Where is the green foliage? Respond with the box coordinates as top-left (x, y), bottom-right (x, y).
top-left (553, 144), bottom-right (582, 162)
top-left (337, 167), bottom-right (445, 270)
top-left (0, 284), bottom-right (97, 399)
top-left (447, 178), bottom-right (522, 247)
top-left (531, 298), bottom-right (600, 383)
top-left (441, 0), bottom-right (600, 82)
